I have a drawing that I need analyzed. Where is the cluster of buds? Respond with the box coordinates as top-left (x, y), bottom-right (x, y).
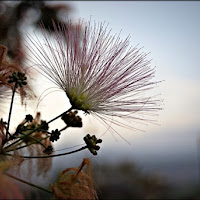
top-left (38, 120), bottom-right (49, 132)
top-left (61, 110), bottom-right (82, 127)
top-left (49, 129), bottom-right (61, 142)
top-left (25, 114), bottom-right (33, 123)
top-left (10, 114), bottom-right (49, 140)
top-left (84, 134), bottom-right (102, 155)
top-left (8, 71), bottom-right (27, 88)
top-left (43, 145), bottom-right (53, 155)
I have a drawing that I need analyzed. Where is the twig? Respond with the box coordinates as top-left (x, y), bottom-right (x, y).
top-left (6, 83), bottom-right (17, 139)
top-left (5, 172), bottom-right (53, 194)
top-left (3, 107), bottom-right (73, 150)
top-left (4, 146), bottom-right (87, 159)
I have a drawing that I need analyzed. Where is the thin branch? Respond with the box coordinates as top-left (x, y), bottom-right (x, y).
top-left (3, 107), bottom-right (73, 150)
top-left (59, 125), bottom-right (68, 132)
top-left (47, 107), bottom-right (73, 124)
top-left (3, 146), bottom-right (87, 159)
top-left (5, 172), bottom-right (53, 194)
top-left (5, 136), bottom-right (49, 152)
top-left (5, 125), bottom-right (69, 153)
top-left (6, 83), bottom-right (17, 139)
top-left (20, 133), bottom-right (47, 149)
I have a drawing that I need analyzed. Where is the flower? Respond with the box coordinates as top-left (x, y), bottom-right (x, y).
top-left (25, 19), bottom-right (161, 128)
top-left (0, 45), bottom-right (35, 109)
top-left (51, 158), bottom-right (97, 200)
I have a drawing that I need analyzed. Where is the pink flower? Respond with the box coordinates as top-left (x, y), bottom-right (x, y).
top-left (25, 19), bottom-right (161, 128)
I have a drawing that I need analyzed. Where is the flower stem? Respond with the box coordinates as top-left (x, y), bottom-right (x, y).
top-left (6, 83), bottom-right (17, 139)
top-left (46, 107), bottom-right (72, 124)
top-left (20, 133), bottom-right (47, 149)
top-left (4, 146), bottom-right (87, 159)
top-left (5, 172), bottom-right (53, 194)
top-left (5, 136), bottom-right (49, 152)
top-left (3, 107), bottom-right (73, 150)
top-left (5, 124), bottom-right (69, 153)
top-left (59, 125), bottom-right (68, 132)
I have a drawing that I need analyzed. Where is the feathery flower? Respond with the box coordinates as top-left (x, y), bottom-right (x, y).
top-left (25, 19), bottom-right (161, 128)
top-left (51, 158), bottom-right (97, 200)
top-left (0, 45), bottom-right (35, 107)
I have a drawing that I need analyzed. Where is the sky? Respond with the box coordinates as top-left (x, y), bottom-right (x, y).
top-left (5, 1), bottom-right (200, 188)
top-left (71, 1), bottom-right (200, 79)
top-left (52, 1), bottom-right (200, 186)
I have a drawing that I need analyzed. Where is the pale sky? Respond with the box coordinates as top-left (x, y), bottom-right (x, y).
top-left (70, 1), bottom-right (200, 80)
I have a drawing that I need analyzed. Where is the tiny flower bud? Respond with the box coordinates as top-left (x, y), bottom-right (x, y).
top-left (50, 129), bottom-right (61, 142)
top-left (39, 120), bottom-right (49, 132)
top-left (83, 134), bottom-right (102, 155)
top-left (97, 139), bottom-right (102, 143)
top-left (8, 71), bottom-right (27, 88)
top-left (61, 110), bottom-right (82, 127)
top-left (43, 145), bottom-right (53, 155)
top-left (25, 114), bottom-right (33, 123)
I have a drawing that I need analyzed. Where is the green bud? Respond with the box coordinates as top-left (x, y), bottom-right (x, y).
top-left (83, 134), bottom-right (102, 156)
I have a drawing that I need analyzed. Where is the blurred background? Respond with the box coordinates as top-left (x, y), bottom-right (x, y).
top-left (0, 1), bottom-right (200, 199)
